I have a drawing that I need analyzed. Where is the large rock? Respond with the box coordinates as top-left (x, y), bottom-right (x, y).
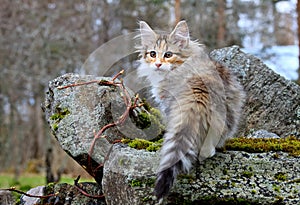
top-left (43, 46), bottom-right (300, 205)
top-left (103, 145), bottom-right (300, 205)
top-left (210, 46), bottom-right (300, 138)
top-left (44, 74), bottom-right (148, 183)
top-left (102, 144), bottom-right (158, 205)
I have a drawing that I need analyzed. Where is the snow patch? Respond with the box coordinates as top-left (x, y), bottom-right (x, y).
top-left (242, 45), bottom-right (298, 80)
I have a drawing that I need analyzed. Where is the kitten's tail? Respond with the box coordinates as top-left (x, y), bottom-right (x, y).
top-left (154, 128), bottom-right (198, 200)
top-left (154, 161), bottom-right (179, 200)
top-left (154, 102), bottom-right (207, 199)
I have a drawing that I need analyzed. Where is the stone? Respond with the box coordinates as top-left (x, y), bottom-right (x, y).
top-left (20, 186), bottom-right (44, 205)
top-left (43, 73), bottom-right (163, 183)
top-left (102, 145), bottom-right (300, 205)
top-left (210, 46), bottom-right (300, 138)
top-left (0, 190), bottom-right (15, 205)
top-left (246, 129), bottom-right (280, 139)
top-left (102, 144), bottom-right (158, 205)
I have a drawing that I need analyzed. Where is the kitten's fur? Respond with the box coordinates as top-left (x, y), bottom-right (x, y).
top-left (136, 21), bottom-right (245, 200)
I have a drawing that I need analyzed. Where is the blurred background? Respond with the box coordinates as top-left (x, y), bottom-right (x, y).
top-left (0, 0), bottom-right (299, 187)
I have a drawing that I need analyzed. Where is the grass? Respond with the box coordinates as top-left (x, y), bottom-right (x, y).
top-left (0, 173), bottom-right (94, 189)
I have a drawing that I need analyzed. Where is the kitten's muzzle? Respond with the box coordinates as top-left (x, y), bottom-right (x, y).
top-left (155, 63), bottom-right (162, 68)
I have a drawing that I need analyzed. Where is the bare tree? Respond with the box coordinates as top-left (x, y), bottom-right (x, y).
top-left (175, 0), bottom-right (181, 25)
top-left (297, 0), bottom-right (300, 84)
top-left (217, 0), bottom-right (226, 47)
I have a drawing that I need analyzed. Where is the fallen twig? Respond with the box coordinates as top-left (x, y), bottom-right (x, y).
top-left (0, 187), bottom-right (58, 199)
top-left (57, 80), bottom-right (100, 90)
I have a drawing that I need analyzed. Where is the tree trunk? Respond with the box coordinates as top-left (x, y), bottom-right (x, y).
top-left (175, 0), bottom-right (181, 25)
top-left (297, 0), bottom-right (300, 84)
top-left (35, 96), bottom-right (45, 158)
top-left (217, 0), bottom-right (226, 47)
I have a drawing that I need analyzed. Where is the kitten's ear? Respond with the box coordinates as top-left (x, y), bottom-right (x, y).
top-left (169, 20), bottom-right (190, 48)
top-left (139, 21), bottom-right (156, 47)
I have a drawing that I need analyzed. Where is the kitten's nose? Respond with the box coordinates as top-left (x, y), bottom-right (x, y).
top-left (155, 63), bottom-right (162, 68)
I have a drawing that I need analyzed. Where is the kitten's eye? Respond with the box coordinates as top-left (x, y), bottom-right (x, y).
top-left (164, 51), bottom-right (173, 58)
top-left (149, 51), bottom-right (156, 58)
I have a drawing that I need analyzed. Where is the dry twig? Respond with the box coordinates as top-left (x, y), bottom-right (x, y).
top-left (0, 187), bottom-right (58, 199)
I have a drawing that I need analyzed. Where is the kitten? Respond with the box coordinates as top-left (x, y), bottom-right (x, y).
top-left (136, 21), bottom-right (245, 200)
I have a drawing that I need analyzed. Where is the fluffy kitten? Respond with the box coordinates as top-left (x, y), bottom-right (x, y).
top-left (136, 21), bottom-right (245, 200)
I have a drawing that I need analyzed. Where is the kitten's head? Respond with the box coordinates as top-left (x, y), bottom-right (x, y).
top-left (137, 21), bottom-right (191, 71)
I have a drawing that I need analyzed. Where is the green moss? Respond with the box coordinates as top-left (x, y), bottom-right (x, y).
top-left (121, 138), bottom-right (163, 152)
top-left (131, 98), bottom-right (165, 137)
top-left (129, 179), bottom-right (142, 187)
top-left (128, 138), bottom-right (150, 149)
top-left (144, 177), bottom-right (156, 186)
top-left (50, 107), bottom-right (70, 131)
top-left (274, 172), bottom-right (287, 181)
top-left (225, 136), bottom-right (300, 156)
top-left (241, 171), bottom-right (253, 178)
top-left (273, 185), bottom-right (281, 193)
top-left (15, 198), bottom-right (21, 205)
top-left (140, 98), bottom-right (152, 111)
top-left (50, 107), bottom-right (70, 121)
top-left (136, 111), bottom-right (151, 129)
top-left (52, 123), bottom-right (59, 131)
top-left (128, 177), bottom-right (155, 188)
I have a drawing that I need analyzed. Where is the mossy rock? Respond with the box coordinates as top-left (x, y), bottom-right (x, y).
top-left (121, 138), bottom-right (163, 152)
top-left (225, 136), bottom-right (300, 156)
top-left (49, 107), bottom-right (70, 131)
top-left (129, 99), bottom-right (165, 140)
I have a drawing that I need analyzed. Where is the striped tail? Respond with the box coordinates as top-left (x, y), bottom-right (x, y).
top-left (154, 126), bottom-right (199, 200)
top-left (154, 162), bottom-right (179, 199)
